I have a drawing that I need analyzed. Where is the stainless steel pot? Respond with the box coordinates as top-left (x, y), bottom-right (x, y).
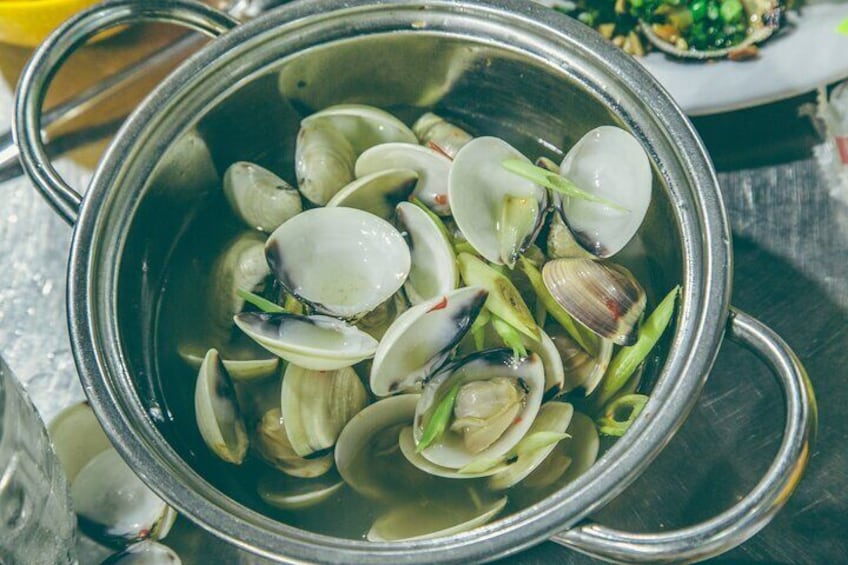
top-left (13, 1), bottom-right (816, 563)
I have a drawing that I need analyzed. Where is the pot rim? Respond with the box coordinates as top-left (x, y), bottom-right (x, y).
top-left (67, 0), bottom-right (731, 563)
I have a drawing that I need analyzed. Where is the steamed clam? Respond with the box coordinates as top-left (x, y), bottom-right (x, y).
top-left (178, 104), bottom-right (677, 542)
top-left (50, 403), bottom-right (177, 548)
top-left (223, 161), bottom-right (302, 232)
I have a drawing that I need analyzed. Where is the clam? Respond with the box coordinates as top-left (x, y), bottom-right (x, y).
top-left (258, 472), bottom-right (345, 511)
top-left (223, 162), bottom-right (302, 232)
top-left (357, 293), bottom-right (409, 341)
top-left (49, 401), bottom-right (112, 483)
top-left (557, 126), bottom-right (651, 258)
top-left (397, 427), bottom-right (510, 479)
top-left (412, 112), bottom-right (473, 159)
top-left (396, 201), bottom-right (458, 305)
top-left (412, 349), bottom-right (545, 470)
top-left (265, 207), bottom-right (411, 319)
top-left (254, 408), bottom-right (334, 478)
top-left (335, 395), bottom-right (448, 499)
top-left (640, 0), bottom-right (783, 60)
top-left (194, 349), bottom-right (249, 464)
top-left (367, 495), bottom-right (508, 542)
top-left (206, 231), bottom-right (270, 345)
top-left (100, 541), bottom-right (181, 565)
top-left (369, 286), bottom-right (488, 397)
top-left (302, 104), bottom-right (418, 154)
top-left (326, 168), bottom-right (419, 219)
top-left (487, 401), bottom-right (574, 490)
top-left (234, 312), bottom-right (378, 371)
top-left (280, 363), bottom-right (368, 457)
top-left (450, 137), bottom-right (547, 268)
top-left (550, 327), bottom-right (614, 396)
top-left (523, 411), bottom-right (599, 489)
top-left (72, 449), bottom-right (177, 546)
top-left (542, 257), bottom-right (646, 346)
top-left (295, 120), bottom-right (356, 205)
top-left (526, 328), bottom-right (566, 394)
top-left (178, 346), bottom-right (280, 382)
top-left (50, 403), bottom-right (177, 547)
top-left (356, 143), bottom-right (453, 215)
top-left (546, 207), bottom-right (592, 260)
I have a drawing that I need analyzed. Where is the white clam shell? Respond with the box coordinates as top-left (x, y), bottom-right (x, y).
top-left (257, 473), bottom-right (344, 511)
top-left (223, 161), bottom-right (302, 232)
top-left (449, 136), bottom-right (546, 266)
top-left (397, 427), bottom-right (508, 479)
top-left (369, 286), bottom-right (488, 397)
top-left (356, 143), bottom-right (452, 215)
top-left (487, 401), bottom-right (574, 490)
top-left (558, 125), bottom-right (651, 258)
top-left (254, 408), bottom-right (334, 478)
top-left (72, 449), bottom-right (177, 545)
top-left (335, 394), bottom-right (444, 499)
top-left (281, 364), bottom-right (368, 457)
top-left (234, 312), bottom-right (378, 371)
top-left (326, 168), bottom-right (419, 219)
top-left (523, 410), bottom-right (600, 489)
top-left (49, 402), bottom-right (112, 484)
top-left (101, 540), bottom-right (182, 565)
top-left (265, 207), bottom-right (411, 319)
top-left (366, 495), bottom-right (507, 542)
top-left (179, 347), bottom-right (280, 382)
top-left (194, 349), bottom-right (248, 464)
top-left (302, 104), bottom-right (417, 154)
top-left (412, 112), bottom-right (473, 159)
top-left (550, 329), bottom-right (613, 396)
top-left (414, 350), bottom-right (545, 470)
top-left (295, 120), bottom-right (356, 205)
top-left (396, 201), bottom-right (458, 305)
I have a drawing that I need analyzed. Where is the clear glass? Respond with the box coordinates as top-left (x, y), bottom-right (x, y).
top-left (0, 355), bottom-right (77, 565)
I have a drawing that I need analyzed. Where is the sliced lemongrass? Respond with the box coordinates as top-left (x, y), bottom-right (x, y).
top-left (237, 288), bottom-right (285, 314)
top-left (596, 394), bottom-right (648, 436)
top-left (416, 380), bottom-right (462, 453)
top-left (594, 285), bottom-right (679, 407)
top-left (502, 158), bottom-right (629, 213)
top-left (491, 315), bottom-right (528, 359)
top-left (458, 253), bottom-right (538, 340)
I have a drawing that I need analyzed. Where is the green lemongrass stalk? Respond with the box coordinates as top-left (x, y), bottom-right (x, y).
top-left (502, 159), bottom-right (629, 213)
top-left (237, 289), bottom-right (286, 314)
top-left (492, 315), bottom-right (529, 359)
top-left (470, 308), bottom-right (491, 351)
top-left (594, 285), bottom-right (680, 408)
top-left (596, 394), bottom-right (648, 436)
top-left (416, 381), bottom-right (463, 453)
top-left (458, 253), bottom-right (538, 340)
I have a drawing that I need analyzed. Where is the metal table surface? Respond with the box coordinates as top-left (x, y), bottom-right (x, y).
top-left (0, 41), bottom-right (845, 564)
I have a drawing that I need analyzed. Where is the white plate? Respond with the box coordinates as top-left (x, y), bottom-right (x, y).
top-left (639, 3), bottom-right (848, 115)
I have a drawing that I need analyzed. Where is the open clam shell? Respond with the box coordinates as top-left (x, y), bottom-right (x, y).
top-left (326, 168), bottom-right (419, 219)
top-left (367, 495), bottom-right (508, 542)
top-left (369, 286), bottom-right (488, 397)
top-left (72, 449), bottom-right (177, 547)
top-left (335, 394), bottom-right (451, 499)
top-left (294, 120), bottom-right (355, 205)
top-left (257, 472), bottom-right (345, 511)
top-left (302, 104), bottom-right (418, 154)
top-left (234, 312), bottom-right (378, 371)
top-left (356, 143), bottom-right (453, 215)
top-left (100, 541), bottom-right (182, 565)
top-left (413, 349), bottom-right (545, 470)
top-left (223, 161), bottom-right (302, 233)
top-left (542, 258), bottom-right (646, 346)
top-left (280, 364), bottom-right (368, 457)
top-left (449, 137), bottom-right (547, 268)
top-left (557, 126), bottom-right (651, 258)
top-left (550, 327), bottom-right (613, 396)
top-left (487, 401), bottom-right (574, 490)
top-left (523, 410), bottom-right (599, 489)
top-left (49, 401), bottom-right (113, 483)
top-left (254, 408), bottom-right (334, 478)
top-left (194, 349), bottom-right (249, 464)
top-left (396, 201), bottom-right (458, 305)
top-left (179, 346), bottom-right (280, 382)
top-left (265, 207), bottom-right (411, 319)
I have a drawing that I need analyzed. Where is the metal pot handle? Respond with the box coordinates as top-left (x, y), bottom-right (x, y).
top-left (552, 308), bottom-right (817, 564)
top-left (13, 0), bottom-right (240, 226)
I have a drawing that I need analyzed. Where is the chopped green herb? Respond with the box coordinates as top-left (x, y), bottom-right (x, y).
top-left (237, 288), bottom-right (286, 314)
top-left (596, 394), bottom-right (648, 436)
top-left (416, 380), bottom-right (463, 453)
top-left (492, 315), bottom-right (529, 359)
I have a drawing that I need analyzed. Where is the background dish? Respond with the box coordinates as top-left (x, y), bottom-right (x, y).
top-left (640, 2), bottom-right (848, 115)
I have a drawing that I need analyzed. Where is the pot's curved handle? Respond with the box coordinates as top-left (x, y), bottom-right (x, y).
top-left (13, 0), bottom-right (240, 226)
top-left (552, 308), bottom-right (817, 564)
